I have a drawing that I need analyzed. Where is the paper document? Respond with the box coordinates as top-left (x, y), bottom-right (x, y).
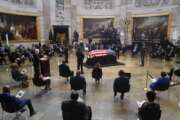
top-left (16, 90), bottom-right (25, 98)
top-left (43, 76), bottom-right (50, 80)
top-left (21, 69), bottom-right (27, 74)
top-left (137, 100), bottom-right (146, 107)
top-left (151, 78), bottom-right (157, 82)
top-left (77, 97), bottom-right (84, 102)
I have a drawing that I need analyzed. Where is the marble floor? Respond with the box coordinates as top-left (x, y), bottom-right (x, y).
top-left (0, 51), bottom-right (180, 120)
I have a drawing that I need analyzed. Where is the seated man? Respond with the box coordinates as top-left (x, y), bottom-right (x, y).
top-left (33, 73), bottom-right (51, 91)
top-left (59, 61), bottom-right (73, 81)
top-left (0, 86), bottom-right (36, 117)
top-left (138, 91), bottom-right (161, 120)
top-left (92, 63), bottom-right (103, 84)
top-left (70, 71), bottom-right (86, 96)
top-left (11, 64), bottom-right (28, 82)
top-left (61, 92), bottom-right (92, 120)
top-left (113, 70), bottom-right (130, 100)
top-left (174, 68), bottom-right (180, 77)
top-left (15, 54), bottom-right (25, 66)
top-left (150, 72), bottom-right (170, 91)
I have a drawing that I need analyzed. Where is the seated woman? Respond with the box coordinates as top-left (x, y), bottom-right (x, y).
top-left (11, 63), bottom-right (28, 82)
top-left (59, 61), bottom-right (74, 81)
top-left (150, 72), bottom-right (170, 91)
top-left (113, 70), bottom-right (130, 100)
top-left (33, 73), bottom-right (51, 91)
top-left (92, 63), bottom-right (102, 84)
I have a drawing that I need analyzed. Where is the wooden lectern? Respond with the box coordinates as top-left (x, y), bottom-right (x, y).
top-left (40, 56), bottom-right (50, 77)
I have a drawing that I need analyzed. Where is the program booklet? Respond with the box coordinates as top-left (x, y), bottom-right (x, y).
top-left (151, 78), bottom-right (157, 83)
top-left (43, 76), bottom-right (50, 80)
top-left (77, 97), bottom-right (84, 102)
top-left (137, 100), bottom-right (146, 108)
top-left (16, 90), bottom-right (25, 98)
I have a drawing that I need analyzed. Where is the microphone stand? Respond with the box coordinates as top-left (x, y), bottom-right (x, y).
top-left (144, 70), bottom-right (149, 91)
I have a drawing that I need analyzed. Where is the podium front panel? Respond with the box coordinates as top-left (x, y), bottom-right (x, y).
top-left (40, 57), bottom-right (50, 76)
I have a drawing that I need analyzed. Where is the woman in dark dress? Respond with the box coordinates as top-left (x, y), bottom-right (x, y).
top-left (92, 63), bottom-right (103, 84)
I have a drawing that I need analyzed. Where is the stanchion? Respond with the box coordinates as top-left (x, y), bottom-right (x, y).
top-left (144, 71), bottom-right (154, 91)
top-left (40, 56), bottom-right (50, 77)
top-left (144, 71), bottom-right (148, 91)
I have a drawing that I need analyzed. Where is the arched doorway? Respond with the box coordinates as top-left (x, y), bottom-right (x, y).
top-left (53, 25), bottom-right (69, 45)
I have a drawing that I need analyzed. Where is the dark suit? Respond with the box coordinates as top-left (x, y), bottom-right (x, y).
top-left (138, 102), bottom-right (161, 120)
top-left (11, 69), bottom-right (28, 82)
top-left (113, 75), bottom-right (130, 99)
top-left (59, 63), bottom-right (73, 78)
top-left (73, 31), bottom-right (79, 42)
top-left (61, 100), bottom-right (91, 120)
top-left (70, 76), bottom-right (86, 95)
top-left (140, 48), bottom-right (145, 66)
top-left (0, 93), bottom-right (35, 115)
top-left (174, 68), bottom-right (180, 77)
top-left (76, 51), bottom-right (84, 73)
top-left (92, 67), bottom-right (102, 81)
top-left (63, 47), bottom-right (69, 63)
top-left (33, 53), bottom-right (40, 74)
top-left (33, 75), bottom-right (51, 90)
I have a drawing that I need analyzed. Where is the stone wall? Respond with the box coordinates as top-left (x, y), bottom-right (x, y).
top-left (42, 0), bottom-right (51, 43)
top-left (172, 0), bottom-right (180, 41)
top-left (1, 0), bottom-right (179, 45)
top-left (57, 0), bottom-right (179, 45)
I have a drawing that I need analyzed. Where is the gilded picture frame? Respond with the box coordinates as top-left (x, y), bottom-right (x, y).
top-left (0, 12), bottom-right (40, 43)
top-left (80, 16), bottom-right (116, 40)
top-left (128, 12), bottom-right (172, 42)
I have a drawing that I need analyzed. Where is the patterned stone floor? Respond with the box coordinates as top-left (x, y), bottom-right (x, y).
top-left (0, 51), bottom-right (180, 120)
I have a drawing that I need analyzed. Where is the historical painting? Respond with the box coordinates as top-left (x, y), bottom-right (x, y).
top-left (0, 13), bottom-right (37, 42)
top-left (83, 18), bottom-right (114, 39)
top-left (132, 15), bottom-right (169, 42)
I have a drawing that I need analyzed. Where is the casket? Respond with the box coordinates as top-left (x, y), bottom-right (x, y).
top-left (85, 49), bottom-right (118, 67)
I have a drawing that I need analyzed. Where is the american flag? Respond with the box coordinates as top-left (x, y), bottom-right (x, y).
top-left (88, 50), bottom-right (109, 58)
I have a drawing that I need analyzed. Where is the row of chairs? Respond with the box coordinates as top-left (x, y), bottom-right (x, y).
top-left (5, 65), bottom-right (180, 119)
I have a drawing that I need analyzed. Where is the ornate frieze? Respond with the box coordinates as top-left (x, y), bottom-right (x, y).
top-left (56, 0), bottom-right (65, 24)
top-left (84, 0), bottom-right (113, 9)
top-left (0, 0), bottom-right (35, 6)
top-left (135, 0), bottom-right (171, 7)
